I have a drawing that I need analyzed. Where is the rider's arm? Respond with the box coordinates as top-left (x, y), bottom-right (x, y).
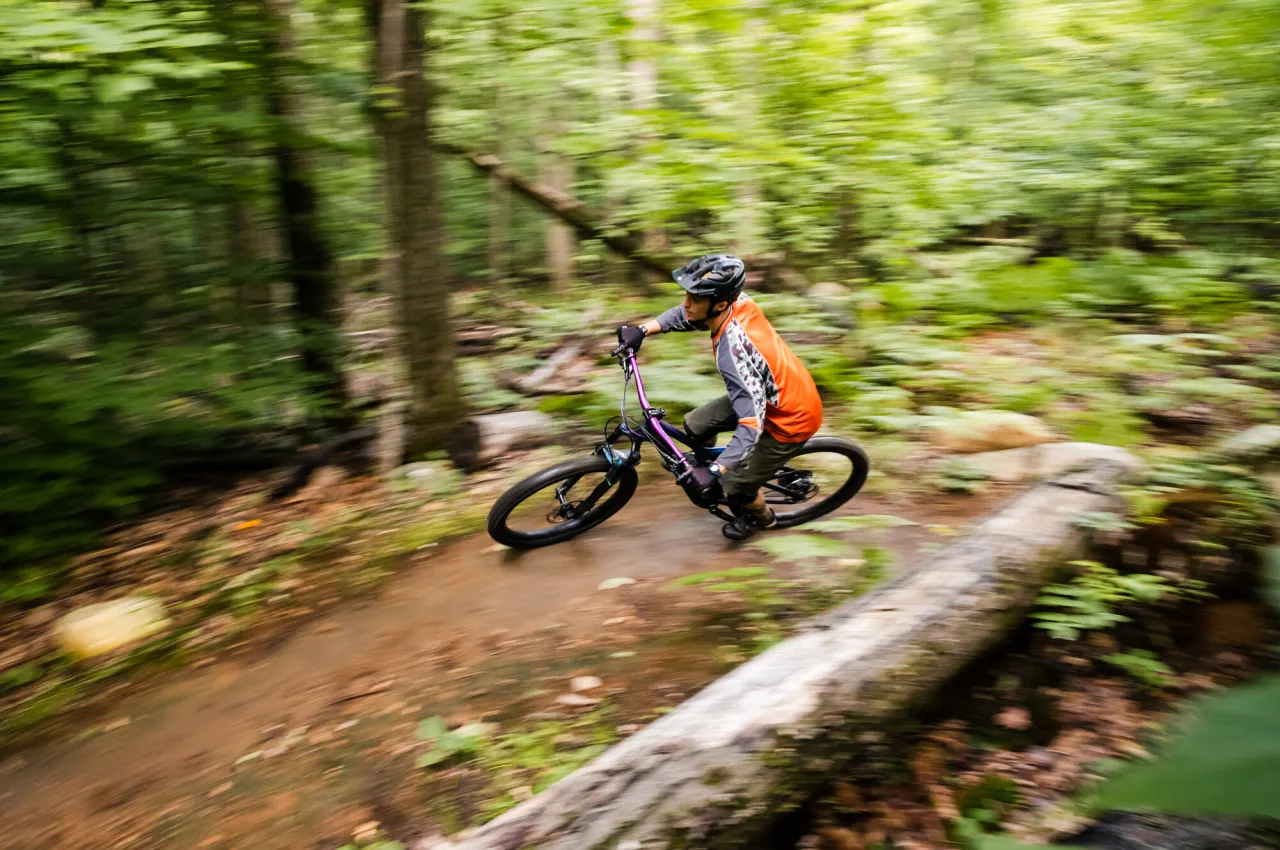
top-left (652, 304), bottom-right (699, 334)
top-left (715, 344), bottom-right (769, 470)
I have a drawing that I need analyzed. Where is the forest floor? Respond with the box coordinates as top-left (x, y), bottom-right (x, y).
top-left (0, 462), bottom-right (1002, 849)
top-left (1, 301), bottom-right (1277, 849)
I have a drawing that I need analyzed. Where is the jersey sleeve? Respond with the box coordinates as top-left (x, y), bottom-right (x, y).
top-left (716, 343), bottom-right (767, 469)
top-left (656, 304), bottom-right (699, 333)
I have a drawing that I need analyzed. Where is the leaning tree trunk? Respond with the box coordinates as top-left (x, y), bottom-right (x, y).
top-left (369, 0), bottom-right (466, 459)
top-left (428, 453), bottom-right (1140, 850)
top-left (539, 89), bottom-right (576, 291)
top-left (262, 0), bottom-right (350, 428)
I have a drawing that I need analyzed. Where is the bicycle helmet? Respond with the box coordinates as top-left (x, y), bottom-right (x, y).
top-left (672, 254), bottom-right (746, 304)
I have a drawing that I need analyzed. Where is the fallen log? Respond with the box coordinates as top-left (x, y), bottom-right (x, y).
top-left (269, 426), bottom-right (378, 501)
top-left (435, 142), bottom-right (675, 279)
top-left (501, 341), bottom-right (587, 396)
top-left (449, 411), bottom-right (558, 474)
top-left (436, 142), bottom-right (812, 287)
top-left (429, 453), bottom-right (1139, 850)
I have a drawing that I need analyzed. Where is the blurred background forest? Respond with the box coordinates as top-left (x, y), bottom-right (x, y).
top-left (3, 0), bottom-right (1280, 600)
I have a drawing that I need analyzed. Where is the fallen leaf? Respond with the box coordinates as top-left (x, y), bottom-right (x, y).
top-left (235, 520), bottom-right (261, 531)
top-left (995, 707), bottom-right (1033, 731)
top-left (598, 577), bottom-right (636, 591)
top-left (196, 836), bottom-right (224, 848)
top-left (570, 675), bottom-right (603, 692)
top-left (104, 717), bottom-right (130, 732)
top-left (208, 782), bottom-right (233, 798)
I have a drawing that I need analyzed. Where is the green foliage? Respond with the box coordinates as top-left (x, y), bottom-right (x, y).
top-left (1102, 649), bottom-right (1175, 689)
top-left (805, 515), bottom-right (918, 533)
top-left (1032, 561), bottom-right (1205, 641)
top-left (1135, 459), bottom-right (1280, 546)
top-left (470, 709), bottom-right (616, 823)
top-left (1096, 675), bottom-right (1280, 818)
top-left (935, 459), bottom-right (992, 495)
top-left (0, 318), bottom-right (311, 575)
top-left (416, 716), bottom-right (492, 769)
top-left (748, 534), bottom-right (851, 562)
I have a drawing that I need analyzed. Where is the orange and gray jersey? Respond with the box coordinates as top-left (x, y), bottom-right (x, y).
top-left (657, 295), bottom-right (823, 468)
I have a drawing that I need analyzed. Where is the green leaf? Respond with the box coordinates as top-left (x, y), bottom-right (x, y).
top-left (804, 514), bottom-right (918, 532)
top-left (416, 749), bottom-right (451, 768)
top-left (416, 715), bottom-right (448, 742)
top-left (1096, 675), bottom-right (1280, 817)
top-left (94, 74), bottom-right (153, 103)
top-left (978, 837), bottom-right (1086, 850)
top-left (749, 534), bottom-right (851, 562)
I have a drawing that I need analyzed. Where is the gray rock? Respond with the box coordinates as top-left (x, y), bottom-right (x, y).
top-left (963, 443), bottom-right (1143, 483)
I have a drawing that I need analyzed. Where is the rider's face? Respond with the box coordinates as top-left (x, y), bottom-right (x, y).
top-left (682, 293), bottom-right (728, 325)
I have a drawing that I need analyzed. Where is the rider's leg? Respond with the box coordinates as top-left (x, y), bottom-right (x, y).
top-left (682, 395), bottom-right (737, 447)
top-left (720, 434), bottom-right (806, 539)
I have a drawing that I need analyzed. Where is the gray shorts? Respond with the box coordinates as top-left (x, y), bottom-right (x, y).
top-left (683, 395), bottom-right (808, 502)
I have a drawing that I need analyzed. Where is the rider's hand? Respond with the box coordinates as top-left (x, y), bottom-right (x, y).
top-left (616, 324), bottom-right (647, 353)
top-left (680, 464), bottom-right (722, 507)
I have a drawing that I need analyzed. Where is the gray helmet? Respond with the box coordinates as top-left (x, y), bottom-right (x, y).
top-left (672, 253), bottom-right (746, 303)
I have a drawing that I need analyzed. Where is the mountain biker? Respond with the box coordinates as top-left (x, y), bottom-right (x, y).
top-left (616, 253), bottom-right (823, 540)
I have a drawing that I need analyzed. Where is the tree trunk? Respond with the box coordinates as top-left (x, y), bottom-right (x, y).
top-left (261, 0), bottom-right (350, 428)
top-left (369, 0), bottom-right (467, 459)
top-left (539, 88), bottom-right (576, 291)
top-left (734, 0), bottom-right (764, 255)
top-left (626, 0), bottom-right (666, 257)
top-left (428, 454), bottom-right (1139, 850)
top-left (487, 7), bottom-right (511, 289)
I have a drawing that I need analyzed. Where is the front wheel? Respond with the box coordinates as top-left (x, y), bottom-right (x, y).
top-left (764, 436), bottom-right (869, 528)
top-left (487, 456), bottom-right (638, 549)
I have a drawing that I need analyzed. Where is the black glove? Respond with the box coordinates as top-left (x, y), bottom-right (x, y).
top-left (679, 464), bottom-right (722, 507)
top-left (616, 324), bottom-right (647, 353)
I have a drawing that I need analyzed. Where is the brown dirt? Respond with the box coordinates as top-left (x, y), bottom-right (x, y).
top-left (0, 480), bottom-right (1004, 850)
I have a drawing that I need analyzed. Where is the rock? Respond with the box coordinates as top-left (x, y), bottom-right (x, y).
top-left (963, 443), bottom-right (1142, 483)
top-left (394, 461), bottom-right (444, 482)
top-left (1211, 424), bottom-right (1280, 463)
top-left (924, 410), bottom-right (1058, 453)
top-left (597, 577), bottom-right (636, 591)
top-left (54, 597), bottom-right (170, 659)
top-left (570, 676), bottom-right (603, 693)
top-left (555, 693), bottom-right (601, 707)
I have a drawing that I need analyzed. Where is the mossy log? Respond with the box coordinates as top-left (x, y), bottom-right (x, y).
top-left (427, 454), bottom-right (1139, 850)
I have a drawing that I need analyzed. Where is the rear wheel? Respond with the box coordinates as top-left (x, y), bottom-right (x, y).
top-left (487, 457), bottom-right (638, 549)
top-left (763, 437), bottom-right (869, 528)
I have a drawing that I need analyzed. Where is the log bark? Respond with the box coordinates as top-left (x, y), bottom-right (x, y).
top-left (450, 411), bottom-right (557, 473)
top-left (498, 339), bottom-right (587, 396)
top-left (429, 453), bottom-right (1138, 850)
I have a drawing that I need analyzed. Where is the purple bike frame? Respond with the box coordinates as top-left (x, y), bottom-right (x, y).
top-left (628, 352), bottom-right (691, 472)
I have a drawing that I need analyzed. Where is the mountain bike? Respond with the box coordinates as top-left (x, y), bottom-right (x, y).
top-left (486, 341), bottom-right (870, 549)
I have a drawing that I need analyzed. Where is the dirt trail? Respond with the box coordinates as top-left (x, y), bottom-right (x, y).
top-left (0, 486), bottom-right (1001, 849)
